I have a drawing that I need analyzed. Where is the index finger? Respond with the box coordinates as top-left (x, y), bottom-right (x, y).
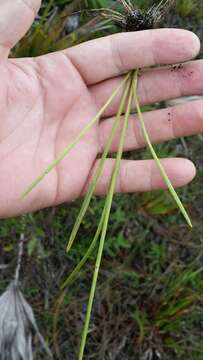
top-left (65, 29), bottom-right (200, 85)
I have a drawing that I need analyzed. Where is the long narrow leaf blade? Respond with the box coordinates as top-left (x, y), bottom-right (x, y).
top-left (66, 77), bottom-right (132, 252)
top-left (22, 73), bottom-right (130, 198)
top-left (133, 70), bottom-right (192, 227)
top-left (78, 73), bottom-right (135, 360)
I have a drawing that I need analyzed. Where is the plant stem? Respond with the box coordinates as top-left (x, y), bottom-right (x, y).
top-left (66, 76), bottom-right (132, 252)
top-left (62, 206), bottom-right (105, 291)
top-left (53, 209), bottom-right (104, 359)
top-left (78, 71), bottom-right (135, 360)
top-left (133, 70), bottom-right (192, 227)
top-left (53, 75), bottom-right (133, 355)
top-left (21, 73), bottom-right (131, 198)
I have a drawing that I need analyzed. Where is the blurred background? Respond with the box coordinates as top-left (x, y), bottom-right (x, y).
top-left (1, 0), bottom-right (203, 358)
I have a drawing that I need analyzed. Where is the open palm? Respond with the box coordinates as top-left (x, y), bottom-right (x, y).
top-left (0, 0), bottom-right (202, 217)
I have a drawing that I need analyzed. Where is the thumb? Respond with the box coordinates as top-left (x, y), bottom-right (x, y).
top-left (0, 0), bottom-right (41, 60)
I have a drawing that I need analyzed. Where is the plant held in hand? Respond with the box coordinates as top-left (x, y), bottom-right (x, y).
top-left (21, 1), bottom-right (194, 359)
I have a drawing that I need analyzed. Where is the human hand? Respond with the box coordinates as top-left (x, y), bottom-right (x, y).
top-left (0, 0), bottom-right (202, 217)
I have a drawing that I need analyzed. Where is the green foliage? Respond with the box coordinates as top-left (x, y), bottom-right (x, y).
top-left (177, 0), bottom-right (195, 17)
top-left (141, 191), bottom-right (177, 215)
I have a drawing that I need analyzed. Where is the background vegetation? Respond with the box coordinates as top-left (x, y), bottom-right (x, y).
top-left (1, 0), bottom-right (203, 359)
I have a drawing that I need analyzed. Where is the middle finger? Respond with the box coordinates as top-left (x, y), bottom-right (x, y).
top-left (90, 59), bottom-right (203, 117)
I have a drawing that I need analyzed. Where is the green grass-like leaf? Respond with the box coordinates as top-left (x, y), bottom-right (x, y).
top-left (66, 73), bottom-right (132, 252)
top-left (133, 70), bottom-right (192, 228)
top-left (21, 73), bottom-right (130, 199)
top-left (78, 72), bottom-right (135, 359)
top-left (53, 74), bottom-right (132, 356)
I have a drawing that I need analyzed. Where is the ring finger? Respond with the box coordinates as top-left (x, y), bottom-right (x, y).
top-left (98, 99), bottom-right (203, 153)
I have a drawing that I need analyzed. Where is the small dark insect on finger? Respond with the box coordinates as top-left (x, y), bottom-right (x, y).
top-left (171, 63), bottom-right (184, 72)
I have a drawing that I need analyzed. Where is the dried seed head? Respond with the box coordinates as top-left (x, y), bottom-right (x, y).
top-left (97, 0), bottom-right (175, 32)
top-left (125, 0), bottom-right (175, 31)
top-left (125, 9), bottom-right (154, 32)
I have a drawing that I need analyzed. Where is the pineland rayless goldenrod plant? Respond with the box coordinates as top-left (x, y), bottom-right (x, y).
top-left (20, 0), bottom-right (193, 358)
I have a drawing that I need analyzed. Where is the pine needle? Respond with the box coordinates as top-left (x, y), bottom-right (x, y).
top-left (21, 73), bottom-right (130, 199)
top-left (66, 74), bottom-right (132, 252)
top-left (53, 75), bottom-right (133, 357)
top-left (78, 71), bottom-right (135, 360)
top-left (132, 69), bottom-right (192, 227)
